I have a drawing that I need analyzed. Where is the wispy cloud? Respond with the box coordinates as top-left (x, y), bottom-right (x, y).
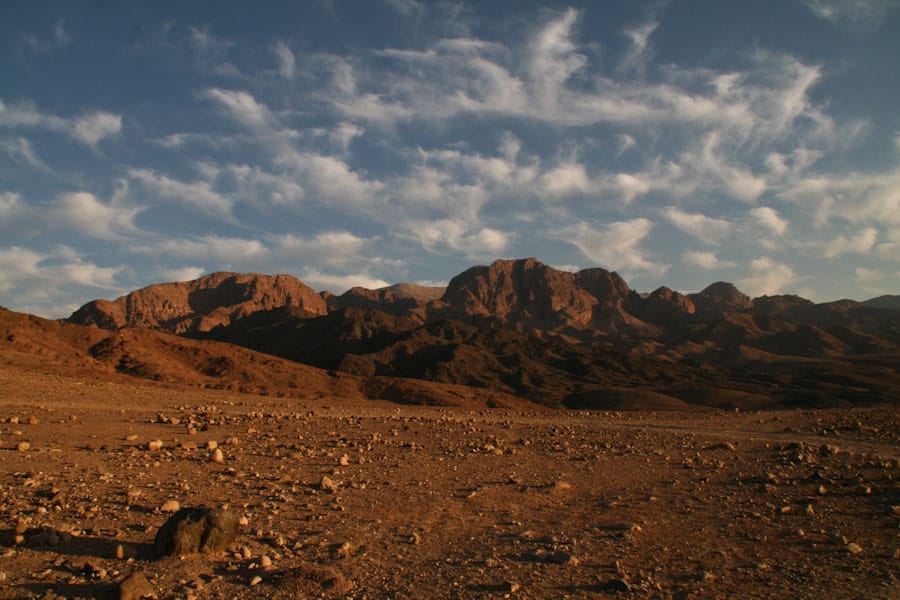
top-left (738, 256), bottom-right (796, 296)
top-left (561, 219), bottom-right (669, 277)
top-left (0, 98), bottom-right (121, 148)
top-left (683, 250), bottom-right (737, 270)
top-left (0, 245), bottom-right (126, 317)
top-left (128, 167), bottom-right (234, 219)
top-left (272, 41), bottom-right (295, 79)
top-left (0, 136), bottom-right (49, 170)
top-left (750, 206), bottom-right (789, 237)
top-left (804, 0), bottom-right (900, 30)
top-left (663, 206), bottom-right (732, 244)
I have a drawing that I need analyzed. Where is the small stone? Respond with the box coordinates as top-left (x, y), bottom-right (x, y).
top-left (847, 542), bottom-right (863, 555)
top-left (260, 555), bottom-right (272, 567)
top-left (320, 476), bottom-right (337, 493)
top-left (147, 440), bottom-right (163, 452)
top-left (115, 544), bottom-right (138, 560)
top-left (339, 454), bottom-right (350, 466)
top-left (125, 434), bottom-right (139, 441)
top-left (705, 441), bottom-right (736, 451)
top-left (212, 448), bottom-right (224, 463)
top-left (250, 575), bottom-right (262, 586)
top-left (553, 480), bottom-right (572, 492)
top-left (16, 442), bottom-right (30, 452)
top-left (161, 500), bottom-right (180, 513)
top-left (206, 440), bottom-right (218, 450)
top-left (504, 581), bottom-right (521, 593)
top-left (818, 485), bottom-right (827, 495)
top-left (27, 416), bottom-right (39, 425)
top-left (118, 571), bottom-right (157, 600)
top-left (241, 546), bottom-right (252, 559)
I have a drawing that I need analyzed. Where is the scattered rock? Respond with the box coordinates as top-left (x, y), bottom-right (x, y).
top-left (320, 475), bottom-right (337, 493)
top-left (118, 571), bottom-right (157, 600)
top-left (153, 507), bottom-right (239, 557)
top-left (705, 441), bottom-right (737, 451)
top-left (276, 565), bottom-right (355, 596)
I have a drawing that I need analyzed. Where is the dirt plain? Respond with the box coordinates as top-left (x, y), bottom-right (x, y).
top-left (0, 364), bottom-right (897, 599)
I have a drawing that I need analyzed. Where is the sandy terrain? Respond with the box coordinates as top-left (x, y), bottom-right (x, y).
top-left (1, 365), bottom-right (898, 599)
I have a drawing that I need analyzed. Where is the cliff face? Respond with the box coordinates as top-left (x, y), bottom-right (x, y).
top-left (438, 258), bottom-right (634, 330)
top-left (67, 272), bottom-right (327, 334)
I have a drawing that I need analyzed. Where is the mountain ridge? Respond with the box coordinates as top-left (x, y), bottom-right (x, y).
top-left (57, 258), bottom-right (900, 410)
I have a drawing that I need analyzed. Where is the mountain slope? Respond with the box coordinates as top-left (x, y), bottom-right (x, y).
top-left (67, 272), bottom-right (326, 335)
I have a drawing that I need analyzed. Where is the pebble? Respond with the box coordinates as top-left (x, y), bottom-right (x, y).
top-left (212, 448), bottom-right (224, 463)
top-left (260, 555), bottom-right (272, 567)
top-left (847, 542), bottom-right (863, 555)
top-left (206, 440), bottom-right (218, 450)
top-left (320, 475), bottom-right (337, 493)
top-left (161, 500), bottom-right (180, 513)
top-left (118, 571), bottom-right (156, 600)
top-left (147, 440), bottom-right (164, 452)
top-left (249, 575), bottom-right (262, 586)
top-left (16, 442), bottom-right (30, 452)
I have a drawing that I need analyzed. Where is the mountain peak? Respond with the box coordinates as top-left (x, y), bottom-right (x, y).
top-left (67, 272), bottom-right (326, 334)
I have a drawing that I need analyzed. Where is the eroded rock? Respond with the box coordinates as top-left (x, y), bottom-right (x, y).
top-left (153, 507), bottom-right (238, 558)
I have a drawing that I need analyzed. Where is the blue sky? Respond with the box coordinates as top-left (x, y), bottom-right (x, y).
top-left (1, 0), bottom-right (899, 317)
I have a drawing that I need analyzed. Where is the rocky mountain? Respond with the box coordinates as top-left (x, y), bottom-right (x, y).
top-left (327, 283), bottom-right (444, 318)
top-left (64, 258), bottom-right (900, 409)
top-left (68, 272), bottom-right (326, 335)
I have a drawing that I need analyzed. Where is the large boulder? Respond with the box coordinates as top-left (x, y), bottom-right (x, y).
top-left (153, 507), bottom-right (238, 558)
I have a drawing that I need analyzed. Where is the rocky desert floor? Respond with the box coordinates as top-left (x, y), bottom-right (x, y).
top-left (0, 364), bottom-right (898, 599)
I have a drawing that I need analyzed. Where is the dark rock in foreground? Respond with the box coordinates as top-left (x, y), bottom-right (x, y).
top-left (153, 507), bottom-right (238, 558)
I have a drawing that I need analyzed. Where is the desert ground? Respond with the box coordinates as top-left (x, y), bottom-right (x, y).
top-left (0, 364), bottom-right (897, 599)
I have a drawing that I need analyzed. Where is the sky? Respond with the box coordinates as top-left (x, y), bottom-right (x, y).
top-left (1, 0), bottom-right (899, 318)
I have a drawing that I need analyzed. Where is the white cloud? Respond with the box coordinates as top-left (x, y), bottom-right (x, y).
top-left (411, 220), bottom-right (510, 258)
top-left (0, 98), bottom-right (121, 147)
top-left (48, 191), bottom-right (144, 240)
top-left (663, 206), bottom-right (732, 243)
top-left (0, 191), bottom-right (22, 218)
top-left (804, 0), bottom-right (900, 29)
top-left (128, 167), bottom-right (234, 219)
top-left (738, 256), bottom-right (796, 297)
top-left (188, 27), bottom-right (239, 76)
top-left (272, 41), bottom-right (295, 79)
top-left (158, 266), bottom-right (206, 283)
top-left (683, 250), bottom-right (736, 270)
top-left (0, 136), bottom-right (49, 170)
top-left (0, 245), bottom-right (125, 317)
top-left (135, 235), bottom-right (267, 264)
top-left (298, 267), bottom-right (391, 293)
top-left (823, 227), bottom-right (878, 257)
top-left (750, 206), bottom-right (788, 236)
top-left (272, 230), bottom-right (374, 267)
top-left (562, 218), bottom-right (668, 276)
top-left (199, 88), bottom-right (272, 129)
top-left (620, 19), bottom-right (657, 75)
top-left (71, 112), bottom-right (122, 147)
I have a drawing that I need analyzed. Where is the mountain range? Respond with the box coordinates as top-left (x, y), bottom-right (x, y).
top-left (48, 258), bottom-right (900, 410)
